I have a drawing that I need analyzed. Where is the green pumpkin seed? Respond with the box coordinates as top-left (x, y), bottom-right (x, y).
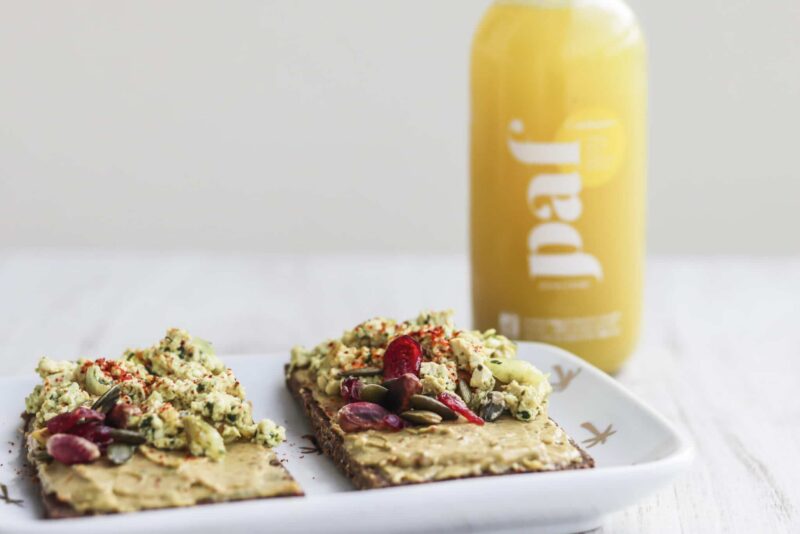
top-left (410, 395), bottom-right (457, 421)
top-left (480, 401), bottom-right (504, 422)
top-left (107, 443), bottom-right (136, 465)
top-left (91, 384), bottom-right (121, 414)
top-left (400, 410), bottom-right (443, 426)
top-left (360, 384), bottom-right (388, 404)
top-left (32, 450), bottom-right (52, 463)
top-left (479, 391), bottom-right (506, 422)
top-left (480, 406), bottom-right (503, 422)
top-left (109, 428), bottom-right (147, 445)
top-left (457, 378), bottom-right (472, 406)
top-left (339, 367), bottom-right (382, 378)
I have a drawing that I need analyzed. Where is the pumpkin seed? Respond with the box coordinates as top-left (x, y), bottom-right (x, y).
top-left (109, 428), bottom-right (147, 445)
top-left (339, 367), bottom-right (382, 378)
top-left (479, 391), bottom-right (506, 422)
top-left (91, 384), bottom-right (121, 414)
top-left (32, 449), bottom-right (52, 463)
top-left (400, 410), bottom-right (443, 426)
top-left (457, 378), bottom-right (472, 406)
top-left (360, 384), bottom-right (388, 404)
top-left (107, 443), bottom-right (136, 465)
top-left (410, 395), bottom-right (457, 421)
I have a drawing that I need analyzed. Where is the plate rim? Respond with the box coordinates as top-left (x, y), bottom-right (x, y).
top-left (0, 342), bottom-right (695, 531)
top-left (518, 341), bottom-right (695, 473)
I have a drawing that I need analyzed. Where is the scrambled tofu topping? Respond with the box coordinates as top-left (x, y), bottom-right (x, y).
top-left (290, 310), bottom-right (552, 422)
top-left (25, 328), bottom-right (285, 459)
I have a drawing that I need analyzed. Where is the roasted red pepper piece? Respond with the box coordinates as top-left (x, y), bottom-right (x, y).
top-left (437, 392), bottom-right (485, 425)
top-left (45, 406), bottom-right (105, 435)
top-left (70, 422), bottom-right (114, 447)
top-left (382, 335), bottom-right (422, 380)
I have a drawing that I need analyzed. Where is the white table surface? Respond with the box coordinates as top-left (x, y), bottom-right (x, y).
top-left (0, 250), bottom-right (798, 533)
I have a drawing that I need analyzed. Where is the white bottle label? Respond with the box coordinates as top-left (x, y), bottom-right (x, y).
top-left (508, 119), bottom-right (603, 281)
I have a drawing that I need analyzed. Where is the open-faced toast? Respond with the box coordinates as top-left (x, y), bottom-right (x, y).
top-left (286, 310), bottom-right (594, 489)
top-left (23, 329), bottom-right (302, 517)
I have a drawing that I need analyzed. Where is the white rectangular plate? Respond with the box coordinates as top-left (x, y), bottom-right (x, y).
top-left (0, 343), bottom-right (692, 533)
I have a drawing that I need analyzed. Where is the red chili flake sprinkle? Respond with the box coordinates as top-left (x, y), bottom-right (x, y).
top-left (95, 358), bottom-right (134, 381)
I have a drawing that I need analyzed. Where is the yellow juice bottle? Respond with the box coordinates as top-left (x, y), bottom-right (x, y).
top-left (470, 0), bottom-right (647, 373)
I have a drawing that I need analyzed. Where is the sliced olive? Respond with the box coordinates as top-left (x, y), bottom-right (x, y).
top-left (360, 384), bottom-right (388, 404)
top-left (107, 443), bottom-right (136, 465)
top-left (339, 367), bottom-right (383, 378)
top-left (400, 410), bottom-right (443, 426)
top-left (109, 428), bottom-right (147, 445)
top-left (410, 394), bottom-right (457, 421)
top-left (91, 384), bottom-right (121, 414)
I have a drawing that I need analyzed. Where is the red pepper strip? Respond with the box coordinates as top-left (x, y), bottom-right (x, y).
top-left (437, 392), bottom-right (484, 425)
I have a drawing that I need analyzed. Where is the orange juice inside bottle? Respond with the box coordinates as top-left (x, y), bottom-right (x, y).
top-left (470, 0), bottom-right (647, 373)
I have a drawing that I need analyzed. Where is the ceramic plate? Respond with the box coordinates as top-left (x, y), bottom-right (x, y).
top-left (0, 343), bottom-right (693, 533)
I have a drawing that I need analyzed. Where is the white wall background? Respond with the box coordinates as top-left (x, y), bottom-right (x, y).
top-left (1, 0), bottom-right (798, 254)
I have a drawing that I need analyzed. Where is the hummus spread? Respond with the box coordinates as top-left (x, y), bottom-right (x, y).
top-left (36, 443), bottom-right (301, 514)
top-left (346, 416), bottom-right (583, 483)
top-left (297, 359), bottom-right (584, 483)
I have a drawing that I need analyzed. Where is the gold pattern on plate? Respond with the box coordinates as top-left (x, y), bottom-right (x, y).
top-left (580, 422), bottom-right (617, 448)
top-left (1, 482), bottom-right (23, 506)
top-left (551, 365), bottom-right (581, 392)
